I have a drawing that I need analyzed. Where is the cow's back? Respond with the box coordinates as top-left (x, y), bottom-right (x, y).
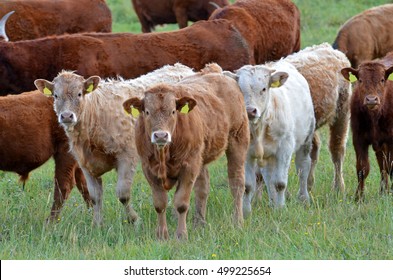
top-left (0, 0), bottom-right (111, 41)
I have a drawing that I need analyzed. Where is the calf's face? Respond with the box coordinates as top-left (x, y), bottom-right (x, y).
top-left (225, 66), bottom-right (288, 123)
top-left (342, 64), bottom-right (393, 111)
top-left (35, 73), bottom-right (100, 131)
top-left (123, 86), bottom-right (196, 148)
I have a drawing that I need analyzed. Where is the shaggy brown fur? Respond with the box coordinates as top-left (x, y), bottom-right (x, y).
top-left (0, 91), bottom-right (91, 220)
top-left (132, 0), bottom-right (229, 32)
top-left (124, 65), bottom-right (249, 240)
top-left (0, 19), bottom-right (251, 95)
top-left (333, 4), bottom-right (393, 68)
top-left (209, 0), bottom-right (300, 64)
top-left (0, 0), bottom-right (111, 41)
top-left (342, 53), bottom-right (393, 201)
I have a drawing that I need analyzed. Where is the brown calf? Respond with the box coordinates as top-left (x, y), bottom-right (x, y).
top-left (0, 0), bottom-right (111, 41)
top-left (341, 52), bottom-right (393, 200)
top-left (131, 0), bottom-right (229, 32)
top-left (123, 64), bottom-right (249, 240)
top-left (209, 0), bottom-right (301, 64)
top-left (333, 4), bottom-right (393, 68)
top-left (0, 91), bottom-right (91, 220)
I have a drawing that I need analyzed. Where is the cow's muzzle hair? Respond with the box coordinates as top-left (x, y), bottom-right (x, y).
top-left (246, 106), bottom-right (261, 122)
top-left (151, 130), bottom-right (172, 147)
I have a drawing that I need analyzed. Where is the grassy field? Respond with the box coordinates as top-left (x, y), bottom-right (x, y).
top-left (1, 0), bottom-right (393, 260)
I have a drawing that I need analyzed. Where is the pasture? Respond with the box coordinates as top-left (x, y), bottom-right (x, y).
top-left (0, 0), bottom-right (392, 259)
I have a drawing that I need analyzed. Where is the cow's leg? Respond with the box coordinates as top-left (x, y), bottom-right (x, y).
top-left (81, 168), bottom-right (103, 225)
top-left (193, 166), bottom-right (210, 227)
top-left (295, 141), bottom-right (312, 204)
top-left (174, 170), bottom-right (197, 240)
top-left (74, 166), bottom-right (92, 208)
top-left (308, 132), bottom-right (320, 191)
top-left (173, 1), bottom-right (188, 28)
top-left (49, 152), bottom-right (76, 221)
top-left (226, 136), bottom-right (248, 226)
top-left (329, 86), bottom-right (350, 193)
top-left (116, 158), bottom-right (138, 223)
top-left (353, 138), bottom-right (369, 202)
top-left (151, 185), bottom-right (169, 240)
top-left (243, 161), bottom-right (257, 218)
top-left (375, 146), bottom-right (390, 195)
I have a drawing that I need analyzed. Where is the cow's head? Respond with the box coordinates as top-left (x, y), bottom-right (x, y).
top-left (123, 85), bottom-right (196, 148)
top-left (34, 71), bottom-right (100, 131)
top-left (224, 65), bottom-right (288, 123)
top-left (342, 64), bottom-right (393, 111)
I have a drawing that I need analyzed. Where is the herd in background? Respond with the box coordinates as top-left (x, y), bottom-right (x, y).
top-left (0, 0), bottom-right (393, 240)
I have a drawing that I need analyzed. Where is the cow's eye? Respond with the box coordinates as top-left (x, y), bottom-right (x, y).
top-left (262, 88), bottom-right (266, 92)
top-left (54, 94), bottom-right (58, 99)
top-left (145, 110), bottom-right (149, 116)
top-left (172, 110), bottom-right (175, 115)
top-left (381, 78), bottom-right (385, 83)
top-left (78, 93), bottom-right (82, 97)
top-left (359, 79), bottom-right (363, 83)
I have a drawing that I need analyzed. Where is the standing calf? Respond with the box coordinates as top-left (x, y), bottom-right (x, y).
top-left (35, 64), bottom-right (195, 225)
top-left (341, 52), bottom-right (393, 200)
top-left (0, 91), bottom-right (91, 221)
top-left (225, 61), bottom-right (315, 214)
top-left (123, 64), bottom-right (249, 239)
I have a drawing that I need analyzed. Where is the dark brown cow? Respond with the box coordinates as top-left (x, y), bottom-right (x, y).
top-left (0, 19), bottom-right (251, 95)
top-left (0, 0), bottom-right (111, 41)
top-left (123, 64), bottom-right (249, 240)
top-left (341, 52), bottom-right (393, 201)
top-left (333, 4), bottom-right (393, 68)
top-left (131, 0), bottom-right (229, 32)
top-left (209, 0), bottom-right (301, 64)
top-left (0, 91), bottom-right (91, 220)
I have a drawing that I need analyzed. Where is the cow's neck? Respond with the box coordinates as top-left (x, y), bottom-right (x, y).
top-left (248, 119), bottom-right (264, 167)
top-left (154, 146), bottom-right (172, 191)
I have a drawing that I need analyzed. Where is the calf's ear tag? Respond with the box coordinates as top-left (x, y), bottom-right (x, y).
top-left (349, 73), bottom-right (357, 83)
top-left (43, 87), bottom-right (52, 96)
top-left (180, 103), bottom-right (190, 114)
top-left (86, 84), bottom-right (94, 93)
top-left (388, 73), bottom-right (393, 81)
top-left (131, 106), bottom-right (140, 118)
top-left (270, 81), bottom-right (280, 88)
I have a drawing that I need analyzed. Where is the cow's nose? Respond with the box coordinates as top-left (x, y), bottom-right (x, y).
top-left (365, 95), bottom-right (378, 104)
top-left (152, 131), bottom-right (170, 145)
top-left (246, 106), bottom-right (258, 119)
top-left (60, 112), bottom-right (74, 123)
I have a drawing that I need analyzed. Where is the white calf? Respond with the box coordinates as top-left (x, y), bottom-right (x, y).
top-left (226, 60), bottom-right (315, 214)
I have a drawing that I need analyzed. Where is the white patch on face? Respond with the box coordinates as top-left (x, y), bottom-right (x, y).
top-left (151, 130), bottom-right (172, 147)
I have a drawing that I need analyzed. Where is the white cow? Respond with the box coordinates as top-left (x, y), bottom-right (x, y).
top-left (225, 60), bottom-right (315, 215)
top-left (34, 63), bottom-right (195, 225)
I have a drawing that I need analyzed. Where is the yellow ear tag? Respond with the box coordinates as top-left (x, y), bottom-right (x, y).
top-left (131, 106), bottom-right (140, 118)
top-left (43, 87), bottom-right (52, 96)
top-left (270, 81), bottom-right (280, 88)
top-left (388, 73), bottom-right (393, 81)
top-left (349, 73), bottom-right (358, 83)
top-left (180, 103), bottom-right (190, 114)
top-left (86, 83), bottom-right (94, 93)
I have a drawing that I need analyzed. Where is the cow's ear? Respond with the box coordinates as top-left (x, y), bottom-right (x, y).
top-left (386, 66), bottom-right (393, 81)
top-left (176, 97), bottom-right (197, 114)
top-left (123, 97), bottom-right (144, 118)
top-left (223, 71), bottom-right (238, 81)
top-left (83, 76), bottom-right (100, 95)
top-left (270, 71), bottom-right (288, 88)
top-left (34, 79), bottom-right (54, 96)
top-left (341, 67), bottom-right (358, 82)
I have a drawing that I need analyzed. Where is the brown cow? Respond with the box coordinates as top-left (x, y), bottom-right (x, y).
top-left (131, 0), bottom-right (229, 32)
top-left (0, 19), bottom-right (251, 95)
top-left (0, 0), bottom-right (111, 41)
top-left (123, 64), bottom-right (250, 240)
top-left (341, 52), bottom-right (393, 201)
top-left (333, 4), bottom-right (393, 68)
top-left (209, 0), bottom-right (301, 64)
top-left (0, 91), bottom-right (91, 220)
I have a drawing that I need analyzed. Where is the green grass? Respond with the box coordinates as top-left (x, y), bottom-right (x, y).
top-left (1, 0), bottom-right (393, 260)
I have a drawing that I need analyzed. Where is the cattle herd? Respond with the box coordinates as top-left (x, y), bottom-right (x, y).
top-left (1, 0), bottom-right (393, 240)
